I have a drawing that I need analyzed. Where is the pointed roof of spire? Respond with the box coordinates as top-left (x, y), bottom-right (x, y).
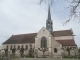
top-left (48, 5), bottom-right (51, 20)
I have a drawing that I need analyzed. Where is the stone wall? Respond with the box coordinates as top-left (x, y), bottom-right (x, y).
top-left (2, 43), bottom-right (35, 56)
top-left (54, 36), bottom-right (74, 40)
top-left (35, 27), bottom-right (62, 57)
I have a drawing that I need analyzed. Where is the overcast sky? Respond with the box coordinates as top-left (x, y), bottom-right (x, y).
top-left (0, 0), bottom-right (80, 47)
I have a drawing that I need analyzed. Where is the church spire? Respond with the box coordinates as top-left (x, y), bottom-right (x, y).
top-left (46, 5), bottom-right (53, 32)
top-left (48, 5), bottom-right (51, 20)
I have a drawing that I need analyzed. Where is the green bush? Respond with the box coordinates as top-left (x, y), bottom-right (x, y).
top-left (20, 55), bottom-right (24, 58)
top-left (78, 56), bottom-right (80, 59)
top-left (25, 56), bottom-right (34, 58)
top-left (20, 55), bottom-right (34, 58)
top-left (63, 56), bottom-right (69, 58)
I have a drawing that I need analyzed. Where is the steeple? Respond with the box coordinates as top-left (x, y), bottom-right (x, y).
top-left (48, 5), bottom-right (51, 20)
top-left (46, 5), bottom-right (53, 32)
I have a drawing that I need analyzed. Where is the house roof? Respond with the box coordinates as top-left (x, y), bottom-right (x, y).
top-left (3, 29), bottom-right (75, 46)
top-left (56, 39), bottom-right (76, 46)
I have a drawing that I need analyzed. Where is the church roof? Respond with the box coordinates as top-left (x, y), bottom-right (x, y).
top-left (56, 39), bottom-right (76, 46)
top-left (3, 29), bottom-right (75, 46)
top-left (52, 30), bottom-right (73, 37)
top-left (3, 33), bottom-right (37, 44)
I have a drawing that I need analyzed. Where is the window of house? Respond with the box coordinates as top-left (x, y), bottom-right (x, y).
top-left (25, 45), bottom-right (28, 50)
top-left (54, 48), bottom-right (57, 53)
top-left (41, 36), bottom-right (47, 48)
top-left (17, 45), bottom-right (20, 50)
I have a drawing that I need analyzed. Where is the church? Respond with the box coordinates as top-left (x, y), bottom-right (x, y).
top-left (1, 6), bottom-right (78, 58)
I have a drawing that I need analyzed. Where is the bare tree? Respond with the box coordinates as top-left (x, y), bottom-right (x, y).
top-left (29, 44), bottom-right (34, 57)
top-left (12, 48), bottom-right (16, 57)
top-left (20, 45), bottom-right (24, 56)
top-left (38, 48), bottom-right (48, 58)
top-left (63, 0), bottom-right (80, 25)
top-left (4, 45), bottom-right (8, 57)
top-left (39, 0), bottom-right (80, 25)
top-left (62, 47), bottom-right (76, 57)
top-left (4, 49), bottom-right (8, 57)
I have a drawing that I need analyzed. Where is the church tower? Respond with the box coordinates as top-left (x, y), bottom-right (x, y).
top-left (46, 6), bottom-right (53, 32)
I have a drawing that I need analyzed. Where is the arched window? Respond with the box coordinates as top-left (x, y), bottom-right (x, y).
top-left (41, 36), bottom-right (47, 48)
top-left (25, 45), bottom-right (28, 50)
top-left (10, 45), bottom-right (12, 50)
top-left (54, 48), bottom-right (57, 53)
top-left (17, 45), bottom-right (20, 50)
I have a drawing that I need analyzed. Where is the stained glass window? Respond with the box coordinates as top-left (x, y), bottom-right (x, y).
top-left (41, 36), bottom-right (47, 48)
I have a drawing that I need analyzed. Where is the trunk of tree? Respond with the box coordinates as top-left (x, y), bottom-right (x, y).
top-left (68, 50), bottom-right (70, 56)
top-left (43, 51), bottom-right (45, 57)
top-left (12, 52), bottom-right (15, 57)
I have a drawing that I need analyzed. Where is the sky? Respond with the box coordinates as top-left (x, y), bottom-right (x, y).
top-left (0, 0), bottom-right (80, 47)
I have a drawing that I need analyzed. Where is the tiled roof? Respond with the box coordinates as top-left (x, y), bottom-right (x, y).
top-left (3, 30), bottom-right (74, 45)
top-left (52, 30), bottom-right (73, 37)
top-left (56, 39), bottom-right (76, 46)
top-left (3, 33), bottom-right (37, 44)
